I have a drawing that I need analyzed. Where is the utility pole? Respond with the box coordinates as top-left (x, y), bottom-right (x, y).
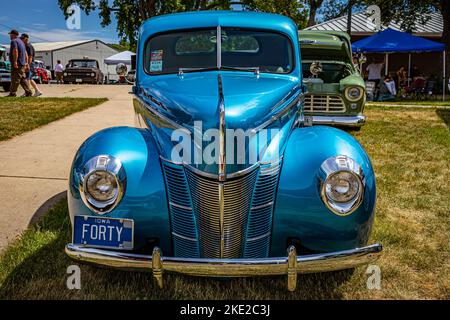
top-left (347, 0), bottom-right (354, 36)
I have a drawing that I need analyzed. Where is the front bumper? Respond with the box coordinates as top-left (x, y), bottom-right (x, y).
top-left (310, 115), bottom-right (366, 127)
top-left (66, 243), bottom-right (382, 291)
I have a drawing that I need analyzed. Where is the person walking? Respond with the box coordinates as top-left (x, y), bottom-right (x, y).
top-left (7, 30), bottom-right (32, 97)
top-left (20, 33), bottom-right (42, 97)
top-left (54, 60), bottom-right (64, 84)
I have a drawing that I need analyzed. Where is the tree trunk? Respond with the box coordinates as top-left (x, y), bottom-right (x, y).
top-left (307, 5), bottom-right (318, 27)
top-left (347, 0), bottom-right (354, 36)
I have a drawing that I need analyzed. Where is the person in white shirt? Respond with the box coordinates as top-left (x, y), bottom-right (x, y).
top-left (366, 59), bottom-right (385, 86)
top-left (54, 60), bottom-right (64, 84)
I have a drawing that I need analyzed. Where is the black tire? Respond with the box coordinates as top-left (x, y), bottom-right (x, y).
top-left (2, 83), bottom-right (11, 92)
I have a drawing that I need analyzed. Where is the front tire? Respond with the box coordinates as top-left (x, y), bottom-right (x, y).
top-left (2, 83), bottom-right (10, 92)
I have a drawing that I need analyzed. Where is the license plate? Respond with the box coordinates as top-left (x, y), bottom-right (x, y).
top-left (76, 78), bottom-right (82, 83)
top-left (73, 216), bottom-right (134, 250)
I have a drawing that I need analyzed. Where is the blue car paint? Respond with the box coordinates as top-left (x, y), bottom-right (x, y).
top-left (69, 127), bottom-right (172, 253)
top-left (271, 126), bottom-right (376, 256)
top-left (68, 11), bottom-right (377, 258)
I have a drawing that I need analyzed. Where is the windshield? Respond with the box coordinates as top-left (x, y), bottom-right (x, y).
top-left (145, 28), bottom-right (293, 75)
top-left (70, 60), bottom-right (98, 68)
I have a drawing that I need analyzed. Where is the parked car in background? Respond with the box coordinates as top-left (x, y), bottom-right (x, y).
top-left (0, 45), bottom-right (11, 91)
top-left (63, 58), bottom-right (104, 84)
top-left (299, 31), bottom-right (366, 128)
top-left (31, 60), bottom-right (51, 84)
top-left (65, 11), bottom-right (381, 291)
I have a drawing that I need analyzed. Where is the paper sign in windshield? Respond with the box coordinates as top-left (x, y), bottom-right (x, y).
top-left (150, 50), bottom-right (163, 72)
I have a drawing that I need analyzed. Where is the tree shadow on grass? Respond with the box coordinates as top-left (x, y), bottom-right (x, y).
top-left (0, 198), bottom-right (357, 300)
top-left (436, 108), bottom-right (450, 128)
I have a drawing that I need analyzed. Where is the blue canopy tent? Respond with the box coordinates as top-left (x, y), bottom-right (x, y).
top-left (352, 28), bottom-right (446, 100)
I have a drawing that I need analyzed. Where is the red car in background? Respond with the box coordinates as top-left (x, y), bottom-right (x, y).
top-left (31, 60), bottom-right (52, 84)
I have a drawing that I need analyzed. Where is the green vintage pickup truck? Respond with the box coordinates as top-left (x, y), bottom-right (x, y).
top-left (299, 31), bottom-right (365, 128)
top-left (0, 45), bottom-right (11, 92)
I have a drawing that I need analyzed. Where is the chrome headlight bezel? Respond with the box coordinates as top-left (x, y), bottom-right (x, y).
top-left (79, 155), bottom-right (126, 214)
top-left (345, 86), bottom-right (364, 102)
top-left (319, 155), bottom-right (365, 216)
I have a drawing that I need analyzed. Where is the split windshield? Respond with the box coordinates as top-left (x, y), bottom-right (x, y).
top-left (145, 27), bottom-right (293, 75)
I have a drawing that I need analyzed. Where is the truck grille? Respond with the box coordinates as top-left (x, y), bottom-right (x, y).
top-left (304, 94), bottom-right (346, 113)
top-left (162, 159), bottom-right (282, 259)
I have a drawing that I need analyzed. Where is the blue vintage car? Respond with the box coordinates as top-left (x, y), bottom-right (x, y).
top-left (65, 11), bottom-right (381, 291)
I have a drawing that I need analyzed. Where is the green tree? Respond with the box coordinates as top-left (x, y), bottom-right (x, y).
top-left (240, 0), bottom-right (309, 28)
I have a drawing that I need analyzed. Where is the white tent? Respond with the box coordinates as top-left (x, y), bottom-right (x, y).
top-left (104, 51), bottom-right (134, 65)
top-left (104, 51), bottom-right (134, 82)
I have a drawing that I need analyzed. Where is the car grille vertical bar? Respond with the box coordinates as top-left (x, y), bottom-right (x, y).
top-left (161, 161), bottom-right (200, 258)
top-left (243, 160), bottom-right (282, 258)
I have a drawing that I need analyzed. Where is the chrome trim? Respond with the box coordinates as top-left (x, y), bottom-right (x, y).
top-left (79, 155), bottom-right (126, 214)
top-left (172, 232), bottom-right (198, 242)
top-left (310, 115), bottom-right (366, 127)
top-left (217, 74), bottom-right (226, 182)
top-left (218, 183), bottom-right (225, 258)
top-left (217, 25), bottom-right (222, 69)
top-left (250, 201), bottom-right (274, 211)
top-left (246, 232), bottom-right (271, 242)
top-left (65, 243), bottom-right (382, 291)
top-left (169, 202), bottom-right (192, 211)
top-left (318, 155), bottom-right (365, 216)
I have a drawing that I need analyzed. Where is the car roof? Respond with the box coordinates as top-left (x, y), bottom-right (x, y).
top-left (140, 10), bottom-right (298, 41)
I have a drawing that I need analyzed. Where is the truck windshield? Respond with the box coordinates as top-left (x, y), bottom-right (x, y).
top-left (70, 60), bottom-right (98, 68)
top-left (145, 28), bottom-right (293, 75)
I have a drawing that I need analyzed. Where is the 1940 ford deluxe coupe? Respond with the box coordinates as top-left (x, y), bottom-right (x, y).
top-left (65, 11), bottom-right (381, 291)
top-left (299, 31), bottom-right (366, 128)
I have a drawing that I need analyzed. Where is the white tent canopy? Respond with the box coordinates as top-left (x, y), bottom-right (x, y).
top-left (104, 51), bottom-right (134, 65)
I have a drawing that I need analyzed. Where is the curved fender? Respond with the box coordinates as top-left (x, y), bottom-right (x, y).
top-left (68, 126), bottom-right (171, 254)
top-left (271, 126), bottom-right (376, 256)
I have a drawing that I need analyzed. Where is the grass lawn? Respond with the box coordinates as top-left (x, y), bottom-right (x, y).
top-left (0, 97), bottom-right (108, 141)
top-left (367, 100), bottom-right (450, 107)
top-left (0, 105), bottom-right (449, 299)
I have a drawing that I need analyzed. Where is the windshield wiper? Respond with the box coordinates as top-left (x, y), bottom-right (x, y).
top-left (178, 66), bottom-right (260, 76)
top-left (220, 66), bottom-right (260, 75)
top-left (178, 67), bottom-right (217, 75)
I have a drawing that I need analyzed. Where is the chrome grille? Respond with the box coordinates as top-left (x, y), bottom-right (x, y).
top-left (304, 94), bottom-right (346, 113)
top-left (186, 168), bottom-right (258, 258)
top-left (161, 162), bottom-right (200, 258)
top-left (244, 160), bottom-right (282, 258)
top-left (162, 159), bottom-right (281, 259)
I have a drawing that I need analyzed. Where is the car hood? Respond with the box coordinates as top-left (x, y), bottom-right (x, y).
top-left (137, 71), bottom-right (301, 176)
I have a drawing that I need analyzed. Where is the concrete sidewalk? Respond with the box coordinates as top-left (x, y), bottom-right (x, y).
top-left (0, 84), bottom-right (134, 251)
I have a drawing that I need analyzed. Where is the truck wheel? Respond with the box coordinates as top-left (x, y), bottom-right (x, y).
top-left (2, 83), bottom-right (10, 92)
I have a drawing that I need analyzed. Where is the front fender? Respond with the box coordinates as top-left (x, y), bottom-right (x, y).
top-left (68, 126), bottom-right (171, 254)
top-left (271, 126), bottom-right (376, 256)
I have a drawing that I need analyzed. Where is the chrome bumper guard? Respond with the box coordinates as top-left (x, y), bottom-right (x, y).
top-left (66, 243), bottom-right (382, 291)
top-left (311, 115), bottom-right (366, 127)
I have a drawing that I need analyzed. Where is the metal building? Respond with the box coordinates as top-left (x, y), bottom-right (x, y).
top-left (32, 39), bottom-right (118, 76)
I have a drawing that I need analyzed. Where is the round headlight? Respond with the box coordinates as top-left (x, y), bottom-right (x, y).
top-left (79, 155), bottom-right (125, 214)
top-left (319, 156), bottom-right (365, 216)
top-left (345, 87), bottom-right (363, 101)
top-left (63, 72), bottom-right (67, 76)
top-left (91, 73), bottom-right (95, 77)
top-left (86, 170), bottom-right (118, 202)
top-left (324, 171), bottom-right (361, 203)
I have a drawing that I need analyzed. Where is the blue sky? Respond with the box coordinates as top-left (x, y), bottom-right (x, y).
top-left (0, 0), bottom-right (119, 45)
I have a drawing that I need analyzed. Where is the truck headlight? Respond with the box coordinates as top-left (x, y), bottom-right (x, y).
top-left (79, 155), bottom-right (126, 214)
top-left (91, 73), bottom-right (95, 77)
top-left (345, 86), bottom-right (363, 101)
top-left (64, 72), bottom-right (68, 76)
top-left (319, 156), bottom-right (364, 216)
